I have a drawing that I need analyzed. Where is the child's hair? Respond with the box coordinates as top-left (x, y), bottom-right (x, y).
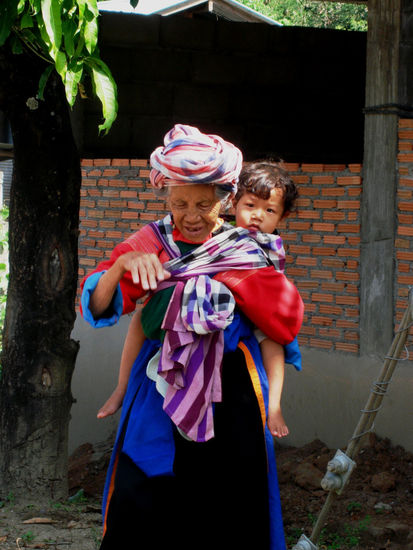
top-left (235, 161), bottom-right (298, 215)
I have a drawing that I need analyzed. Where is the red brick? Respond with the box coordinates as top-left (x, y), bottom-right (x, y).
top-left (323, 235), bottom-right (345, 245)
top-left (87, 189), bottom-right (101, 197)
top-left (348, 164), bottom-right (362, 173)
top-left (302, 234), bottom-right (321, 243)
top-left (139, 213), bottom-right (158, 221)
top-left (319, 328), bottom-right (341, 339)
top-left (336, 319), bottom-right (359, 329)
top-left (395, 238), bottom-right (411, 248)
top-left (94, 159), bottom-right (111, 166)
top-left (336, 295), bottom-right (360, 305)
top-left (323, 164), bottom-right (346, 172)
top-left (288, 267), bottom-right (308, 277)
top-left (131, 159), bottom-right (148, 167)
top-left (139, 169), bottom-right (151, 178)
top-left (312, 247), bottom-right (337, 256)
top-left (399, 119), bottom-right (413, 128)
top-left (112, 158), bottom-right (130, 166)
top-left (96, 240), bottom-right (115, 249)
top-left (302, 164), bottom-right (324, 172)
top-left (87, 248), bottom-right (105, 258)
top-left (397, 251), bottom-right (413, 261)
top-left (398, 153), bottom-right (413, 162)
top-left (337, 176), bottom-right (362, 186)
top-left (99, 220), bottom-right (116, 228)
top-left (312, 175), bottom-right (335, 185)
top-left (398, 213), bottom-right (413, 224)
top-left (299, 326), bottom-right (317, 336)
top-left (337, 248), bottom-right (360, 257)
top-left (297, 257), bottom-right (317, 266)
top-left (299, 187), bottom-right (320, 196)
top-left (79, 258), bottom-right (96, 266)
top-left (397, 190), bottom-right (413, 199)
top-left (323, 212), bottom-right (345, 221)
top-left (289, 245), bottom-right (311, 255)
top-left (347, 236), bottom-right (360, 245)
top-left (283, 163), bottom-right (300, 172)
top-left (348, 188), bottom-right (361, 197)
top-left (289, 221), bottom-right (311, 231)
top-left (312, 293), bottom-right (334, 303)
top-left (81, 220), bottom-right (98, 228)
top-left (120, 190), bottom-right (139, 198)
top-left (292, 175), bottom-right (310, 184)
top-left (321, 282), bottom-right (345, 292)
top-left (398, 226), bottom-right (413, 236)
top-left (336, 272), bottom-right (360, 281)
top-left (314, 199), bottom-right (337, 209)
top-left (312, 316), bottom-right (333, 326)
top-left (81, 159), bottom-right (94, 166)
top-left (397, 274), bottom-right (413, 285)
top-left (127, 180), bottom-right (145, 188)
top-left (399, 177), bottom-right (413, 187)
top-left (310, 270), bottom-right (333, 279)
top-left (321, 188), bottom-right (346, 197)
top-left (319, 305), bottom-right (343, 315)
top-left (297, 210), bottom-right (320, 220)
top-left (337, 224), bottom-right (360, 233)
top-left (102, 169), bottom-right (120, 177)
top-left (312, 223), bottom-right (335, 232)
top-left (310, 338), bottom-right (334, 350)
top-left (337, 200), bottom-right (360, 209)
top-left (321, 258), bottom-right (345, 268)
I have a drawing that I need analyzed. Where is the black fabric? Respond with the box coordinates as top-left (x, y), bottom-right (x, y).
top-left (100, 348), bottom-right (270, 550)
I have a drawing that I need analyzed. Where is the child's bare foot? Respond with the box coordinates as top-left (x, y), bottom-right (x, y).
top-left (97, 387), bottom-right (125, 419)
top-left (268, 408), bottom-right (289, 438)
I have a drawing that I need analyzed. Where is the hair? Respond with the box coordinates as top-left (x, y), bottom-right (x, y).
top-left (234, 161), bottom-right (298, 215)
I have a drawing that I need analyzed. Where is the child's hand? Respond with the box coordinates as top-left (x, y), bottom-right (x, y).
top-left (267, 407), bottom-right (289, 438)
top-left (97, 386), bottom-right (125, 419)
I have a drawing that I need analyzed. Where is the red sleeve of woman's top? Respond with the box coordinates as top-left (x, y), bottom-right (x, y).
top-left (80, 224), bottom-right (165, 315)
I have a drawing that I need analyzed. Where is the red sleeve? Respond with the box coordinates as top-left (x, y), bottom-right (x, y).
top-left (80, 225), bottom-right (164, 315)
top-left (214, 267), bottom-right (304, 345)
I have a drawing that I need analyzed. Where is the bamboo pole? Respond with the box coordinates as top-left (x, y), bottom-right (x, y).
top-left (301, 292), bottom-right (413, 546)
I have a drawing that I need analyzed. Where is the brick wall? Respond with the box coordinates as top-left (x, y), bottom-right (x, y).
top-left (78, 158), bottom-right (363, 354)
top-left (396, 119), bottom-right (413, 333)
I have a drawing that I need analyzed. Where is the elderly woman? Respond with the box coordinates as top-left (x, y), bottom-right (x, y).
top-left (81, 125), bottom-right (303, 550)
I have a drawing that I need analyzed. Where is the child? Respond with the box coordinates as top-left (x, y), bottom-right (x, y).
top-left (98, 160), bottom-right (298, 438)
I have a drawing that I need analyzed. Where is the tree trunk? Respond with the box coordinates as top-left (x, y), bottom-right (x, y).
top-left (0, 46), bottom-right (80, 501)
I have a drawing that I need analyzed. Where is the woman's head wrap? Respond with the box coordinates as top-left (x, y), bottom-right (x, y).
top-left (150, 124), bottom-right (243, 193)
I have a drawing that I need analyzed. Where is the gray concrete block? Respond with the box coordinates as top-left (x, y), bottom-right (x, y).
top-left (160, 15), bottom-right (215, 51)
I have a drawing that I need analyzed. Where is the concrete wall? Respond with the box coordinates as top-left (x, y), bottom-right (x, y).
top-left (69, 313), bottom-right (413, 454)
top-left (73, 12), bottom-right (366, 164)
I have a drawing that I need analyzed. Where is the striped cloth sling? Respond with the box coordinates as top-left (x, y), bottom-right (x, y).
top-left (148, 215), bottom-right (285, 442)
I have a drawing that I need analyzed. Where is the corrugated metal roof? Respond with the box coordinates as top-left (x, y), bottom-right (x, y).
top-left (98, 0), bottom-right (281, 24)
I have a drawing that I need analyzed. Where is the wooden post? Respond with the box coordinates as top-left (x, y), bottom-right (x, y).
top-left (360, 0), bottom-right (401, 356)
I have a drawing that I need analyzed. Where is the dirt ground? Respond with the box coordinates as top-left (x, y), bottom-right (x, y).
top-left (0, 434), bottom-right (412, 550)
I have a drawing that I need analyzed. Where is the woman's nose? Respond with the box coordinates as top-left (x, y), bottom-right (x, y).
top-left (185, 208), bottom-right (201, 221)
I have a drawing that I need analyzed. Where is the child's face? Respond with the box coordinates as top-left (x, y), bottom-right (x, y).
top-left (235, 188), bottom-right (286, 234)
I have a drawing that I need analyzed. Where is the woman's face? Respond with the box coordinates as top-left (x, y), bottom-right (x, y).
top-left (168, 184), bottom-right (221, 242)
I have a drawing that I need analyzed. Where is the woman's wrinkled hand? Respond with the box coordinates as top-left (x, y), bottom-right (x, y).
top-left (116, 251), bottom-right (171, 290)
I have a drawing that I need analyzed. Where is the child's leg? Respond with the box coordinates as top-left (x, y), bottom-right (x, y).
top-left (260, 338), bottom-right (289, 438)
top-left (98, 305), bottom-right (145, 418)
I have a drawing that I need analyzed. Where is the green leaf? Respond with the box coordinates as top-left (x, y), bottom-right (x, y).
top-left (41, 0), bottom-right (62, 55)
top-left (86, 56), bottom-right (118, 134)
top-left (65, 63), bottom-right (83, 106)
top-left (129, 0), bottom-right (139, 8)
top-left (62, 18), bottom-right (76, 56)
top-left (0, 1), bottom-right (18, 46)
top-left (37, 65), bottom-right (53, 100)
top-left (83, 16), bottom-right (97, 54)
top-left (10, 34), bottom-right (24, 54)
top-left (17, 0), bottom-right (27, 15)
top-left (54, 49), bottom-right (67, 78)
top-left (20, 12), bottom-right (34, 28)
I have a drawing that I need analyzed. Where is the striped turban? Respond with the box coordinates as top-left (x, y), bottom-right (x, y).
top-left (150, 124), bottom-right (243, 193)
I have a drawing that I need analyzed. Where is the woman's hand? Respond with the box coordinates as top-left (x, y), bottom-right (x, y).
top-left (117, 251), bottom-right (171, 291)
top-left (89, 252), bottom-right (170, 318)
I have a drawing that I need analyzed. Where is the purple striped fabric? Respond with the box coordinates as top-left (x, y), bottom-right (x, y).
top-left (148, 215), bottom-right (286, 441)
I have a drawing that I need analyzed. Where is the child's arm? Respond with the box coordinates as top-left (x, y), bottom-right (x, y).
top-left (97, 305), bottom-right (145, 418)
top-left (260, 337), bottom-right (289, 438)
